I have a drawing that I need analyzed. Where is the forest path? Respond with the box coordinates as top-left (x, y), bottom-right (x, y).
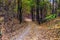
top-left (10, 23), bottom-right (32, 40)
top-left (10, 17), bottom-right (60, 40)
top-left (2, 17), bottom-right (60, 40)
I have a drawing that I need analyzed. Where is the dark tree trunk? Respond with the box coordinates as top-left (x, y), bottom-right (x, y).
top-left (18, 0), bottom-right (22, 23)
top-left (58, 0), bottom-right (60, 16)
top-left (40, 8), bottom-right (43, 23)
top-left (52, 0), bottom-right (55, 14)
top-left (36, 0), bottom-right (40, 24)
top-left (31, 6), bottom-right (34, 21)
top-left (54, 0), bottom-right (57, 17)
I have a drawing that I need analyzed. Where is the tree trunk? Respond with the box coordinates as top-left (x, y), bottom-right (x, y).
top-left (58, 0), bottom-right (60, 16)
top-left (40, 8), bottom-right (43, 23)
top-left (31, 6), bottom-right (34, 21)
top-left (36, 0), bottom-right (40, 24)
top-left (18, 0), bottom-right (22, 23)
top-left (52, 0), bottom-right (55, 14)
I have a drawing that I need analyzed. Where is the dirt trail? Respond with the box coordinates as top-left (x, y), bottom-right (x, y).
top-left (10, 23), bottom-right (31, 40)
top-left (2, 17), bottom-right (60, 40)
